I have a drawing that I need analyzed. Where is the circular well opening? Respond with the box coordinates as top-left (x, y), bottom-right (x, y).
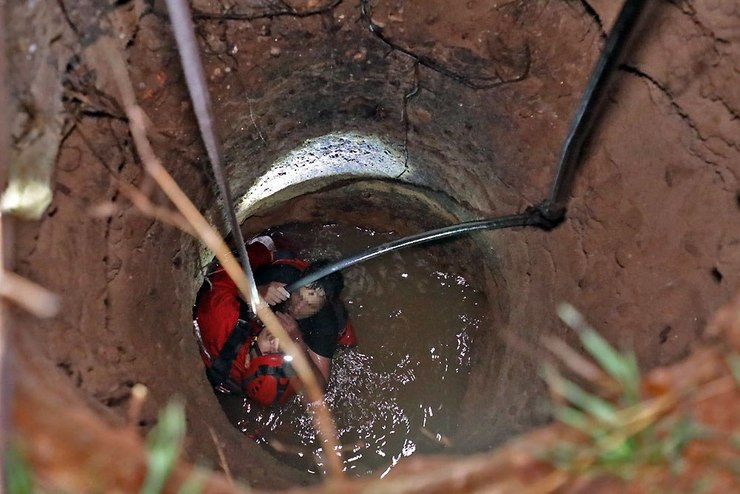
top-left (199, 151), bottom-right (509, 476)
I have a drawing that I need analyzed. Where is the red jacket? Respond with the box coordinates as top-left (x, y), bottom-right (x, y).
top-left (195, 240), bottom-right (358, 386)
top-left (195, 242), bottom-right (272, 383)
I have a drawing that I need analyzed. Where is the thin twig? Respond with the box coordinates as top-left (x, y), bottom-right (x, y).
top-left (0, 3), bottom-right (11, 484)
top-left (97, 34), bottom-right (343, 475)
top-left (419, 427), bottom-right (451, 447)
top-left (521, 469), bottom-right (571, 494)
top-left (116, 180), bottom-right (195, 236)
top-left (541, 335), bottom-right (619, 394)
top-left (691, 374), bottom-right (737, 404)
top-left (0, 270), bottom-right (60, 319)
top-left (73, 123), bottom-right (191, 233)
top-left (268, 438), bottom-right (313, 456)
top-left (192, 0), bottom-right (342, 21)
top-left (208, 427), bottom-right (234, 487)
top-left (270, 437), bottom-right (365, 455)
top-left (127, 383), bottom-right (148, 430)
top-left (247, 97), bottom-right (265, 144)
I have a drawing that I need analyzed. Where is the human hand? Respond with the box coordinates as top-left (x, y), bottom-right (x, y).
top-left (259, 281), bottom-right (290, 306)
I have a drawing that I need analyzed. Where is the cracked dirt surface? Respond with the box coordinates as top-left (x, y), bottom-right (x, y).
top-left (3, 0), bottom-right (740, 490)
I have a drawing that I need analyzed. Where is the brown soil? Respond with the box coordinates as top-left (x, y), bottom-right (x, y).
top-left (2, 0), bottom-right (739, 492)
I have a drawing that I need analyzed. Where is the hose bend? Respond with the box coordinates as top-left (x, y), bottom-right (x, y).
top-left (286, 211), bottom-right (541, 292)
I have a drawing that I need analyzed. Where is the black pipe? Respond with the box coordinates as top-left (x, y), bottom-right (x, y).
top-left (286, 0), bottom-right (648, 292)
top-left (286, 211), bottom-right (546, 292)
top-left (542, 0), bottom-right (646, 220)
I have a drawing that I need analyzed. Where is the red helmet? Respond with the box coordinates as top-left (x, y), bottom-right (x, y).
top-left (243, 353), bottom-right (298, 407)
top-left (337, 320), bottom-right (357, 347)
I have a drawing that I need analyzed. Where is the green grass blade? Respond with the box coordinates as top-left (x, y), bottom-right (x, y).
top-left (727, 352), bottom-right (740, 385)
top-left (580, 329), bottom-right (633, 383)
top-left (553, 405), bottom-right (595, 435)
top-left (558, 303), bottom-right (640, 398)
top-left (6, 445), bottom-right (34, 494)
top-left (141, 398), bottom-right (187, 494)
top-left (559, 378), bottom-right (619, 426)
top-left (177, 469), bottom-right (205, 494)
top-left (621, 351), bottom-right (641, 404)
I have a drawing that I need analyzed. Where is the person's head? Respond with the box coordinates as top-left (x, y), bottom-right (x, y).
top-left (285, 260), bottom-right (344, 320)
top-left (254, 327), bottom-right (280, 354)
top-left (244, 351), bottom-right (297, 406)
top-left (244, 329), bottom-right (297, 406)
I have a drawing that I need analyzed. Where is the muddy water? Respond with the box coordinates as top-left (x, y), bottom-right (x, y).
top-left (218, 223), bottom-right (491, 477)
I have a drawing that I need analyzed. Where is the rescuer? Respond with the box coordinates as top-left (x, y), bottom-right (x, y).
top-left (193, 235), bottom-right (356, 406)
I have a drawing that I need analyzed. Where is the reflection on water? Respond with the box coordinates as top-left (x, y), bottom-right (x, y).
top-left (224, 223), bottom-right (490, 477)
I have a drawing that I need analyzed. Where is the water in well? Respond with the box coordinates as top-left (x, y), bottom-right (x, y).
top-left (214, 222), bottom-right (491, 477)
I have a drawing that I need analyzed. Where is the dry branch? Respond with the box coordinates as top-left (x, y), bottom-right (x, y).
top-left (0, 270), bottom-right (60, 319)
top-left (94, 32), bottom-right (343, 476)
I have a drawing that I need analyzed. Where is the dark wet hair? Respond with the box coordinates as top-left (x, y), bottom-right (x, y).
top-left (303, 259), bottom-right (344, 300)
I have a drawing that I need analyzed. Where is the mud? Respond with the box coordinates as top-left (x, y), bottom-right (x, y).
top-left (3, 0), bottom-right (739, 490)
top-left (211, 222), bottom-right (491, 477)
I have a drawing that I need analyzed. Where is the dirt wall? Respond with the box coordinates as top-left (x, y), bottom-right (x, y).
top-left (3, 0), bottom-right (739, 489)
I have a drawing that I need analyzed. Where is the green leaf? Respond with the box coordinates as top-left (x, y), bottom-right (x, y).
top-left (543, 442), bottom-right (581, 469)
top-left (557, 303), bottom-right (640, 397)
top-left (178, 469), bottom-right (205, 494)
top-left (6, 445), bottom-right (34, 494)
top-left (559, 378), bottom-right (619, 426)
top-left (621, 351), bottom-right (641, 404)
top-left (727, 353), bottom-right (740, 385)
top-left (731, 433), bottom-right (740, 450)
top-left (596, 438), bottom-right (634, 466)
top-left (580, 328), bottom-right (637, 386)
top-left (553, 405), bottom-right (595, 435)
top-left (141, 398), bottom-right (187, 494)
top-left (692, 475), bottom-right (717, 494)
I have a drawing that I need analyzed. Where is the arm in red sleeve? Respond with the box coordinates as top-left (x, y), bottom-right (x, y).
top-left (195, 239), bottom-right (275, 360)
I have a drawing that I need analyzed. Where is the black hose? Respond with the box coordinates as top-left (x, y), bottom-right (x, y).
top-left (286, 211), bottom-right (547, 292)
top-left (542, 0), bottom-right (646, 219)
top-left (287, 0), bottom-right (648, 292)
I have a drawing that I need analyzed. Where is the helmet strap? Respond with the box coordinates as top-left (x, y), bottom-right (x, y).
top-left (249, 334), bottom-right (262, 358)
